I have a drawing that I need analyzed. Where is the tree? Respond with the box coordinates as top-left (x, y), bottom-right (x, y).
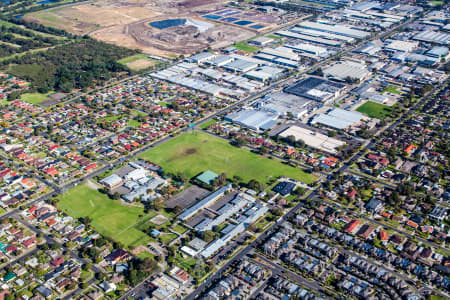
top-left (218, 172), bottom-right (227, 185)
top-left (286, 135), bottom-right (296, 146)
top-left (233, 137), bottom-right (247, 148)
top-left (247, 179), bottom-right (261, 191)
top-left (201, 230), bottom-right (215, 242)
top-left (259, 146), bottom-right (268, 155)
top-left (173, 205), bottom-right (183, 215)
top-left (141, 257), bottom-right (158, 273)
top-left (152, 197), bottom-right (164, 211)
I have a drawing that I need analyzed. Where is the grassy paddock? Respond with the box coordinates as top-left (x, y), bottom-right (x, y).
top-left (356, 101), bottom-right (392, 120)
top-left (58, 183), bottom-right (151, 247)
top-left (139, 132), bottom-right (316, 185)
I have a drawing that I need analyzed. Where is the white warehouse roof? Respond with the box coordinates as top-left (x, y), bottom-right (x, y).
top-left (312, 108), bottom-right (364, 129)
top-left (298, 21), bottom-right (370, 39)
top-left (323, 60), bottom-right (371, 81)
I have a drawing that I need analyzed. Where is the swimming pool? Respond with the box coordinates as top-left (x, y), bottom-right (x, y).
top-left (250, 24), bottom-right (265, 29)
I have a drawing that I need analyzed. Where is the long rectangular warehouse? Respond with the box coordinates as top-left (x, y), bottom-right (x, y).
top-left (291, 27), bottom-right (355, 43)
top-left (276, 30), bottom-right (343, 47)
top-left (298, 21), bottom-right (370, 39)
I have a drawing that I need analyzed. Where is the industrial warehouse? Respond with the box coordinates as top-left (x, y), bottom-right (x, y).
top-left (284, 77), bottom-right (347, 103)
top-left (279, 125), bottom-right (346, 154)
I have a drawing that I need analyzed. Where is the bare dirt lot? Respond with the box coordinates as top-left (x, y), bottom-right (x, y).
top-left (25, 0), bottom-right (256, 58)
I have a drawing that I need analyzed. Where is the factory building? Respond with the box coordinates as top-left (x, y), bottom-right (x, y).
top-left (225, 109), bottom-right (279, 131)
top-left (259, 47), bottom-right (299, 61)
top-left (248, 36), bottom-right (274, 47)
top-left (413, 31), bottom-right (450, 45)
top-left (284, 77), bottom-right (346, 103)
top-left (279, 125), bottom-right (345, 154)
top-left (357, 42), bottom-right (382, 56)
top-left (311, 108), bottom-right (364, 130)
top-left (244, 66), bottom-right (285, 82)
top-left (223, 59), bottom-right (259, 73)
top-left (290, 26), bottom-right (355, 43)
top-left (323, 60), bottom-right (371, 82)
top-left (275, 30), bottom-right (343, 47)
top-left (383, 40), bottom-right (419, 53)
top-left (284, 43), bottom-right (329, 57)
top-left (206, 55), bottom-right (234, 67)
top-left (257, 92), bottom-right (311, 118)
top-left (297, 20), bottom-right (370, 40)
top-left (186, 52), bottom-right (215, 64)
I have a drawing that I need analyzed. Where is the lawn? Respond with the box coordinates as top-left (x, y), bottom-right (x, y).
top-left (175, 253), bottom-right (197, 273)
top-left (428, 0), bottom-right (444, 6)
top-left (98, 115), bottom-right (122, 122)
top-left (356, 101), bottom-right (393, 120)
top-left (233, 41), bottom-right (259, 53)
top-left (137, 251), bottom-right (155, 260)
top-left (132, 109), bottom-right (147, 117)
top-left (20, 92), bottom-right (52, 105)
top-left (383, 85), bottom-right (401, 95)
top-left (98, 114), bottom-right (141, 127)
top-left (139, 132), bottom-right (317, 185)
top-left (159, 233), bottom-right (177, 244)
top-left (199, 119), bottom-right (217, 130)
top-left (58, 183), bottom-right (151, 247)
top-left (172, 223), bottom-right (188, 234)
top-left (128, 119), bottom-right (142, 128)
top-left (266, 34), bottom-right (283, 40)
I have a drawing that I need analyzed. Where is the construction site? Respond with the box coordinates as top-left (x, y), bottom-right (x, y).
top-left (24, 0), bottom-right (277, 58)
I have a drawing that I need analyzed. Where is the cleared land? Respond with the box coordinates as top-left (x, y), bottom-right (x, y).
top-left (356, 101), bottom-right (393, 120)
top-left (58, 183), bottom-right (150, 247)
top-left (26, 0), bottom-right (254, 57)
top-left (139, 132), bottom-right (317, 184)
top-left (118, 54), bottom-right (157, 71)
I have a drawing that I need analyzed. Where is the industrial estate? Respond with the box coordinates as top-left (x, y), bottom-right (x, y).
top-left (0, 0), bottom-right (448, 299)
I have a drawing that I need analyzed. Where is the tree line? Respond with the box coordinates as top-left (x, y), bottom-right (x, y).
top-left (3, 38), bottom-right (138, 93)
top-left (0, 27), bottom-right (61, 57)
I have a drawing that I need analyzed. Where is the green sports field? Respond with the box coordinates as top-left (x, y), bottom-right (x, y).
top-left (20, 92), bottom-right (52, 105)
top-left (139, 132), bottom-right (317, 184)
top-left (58, 183), bottom-right (151, 247)
top-left (356, 101), bottom-right (392, 120)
